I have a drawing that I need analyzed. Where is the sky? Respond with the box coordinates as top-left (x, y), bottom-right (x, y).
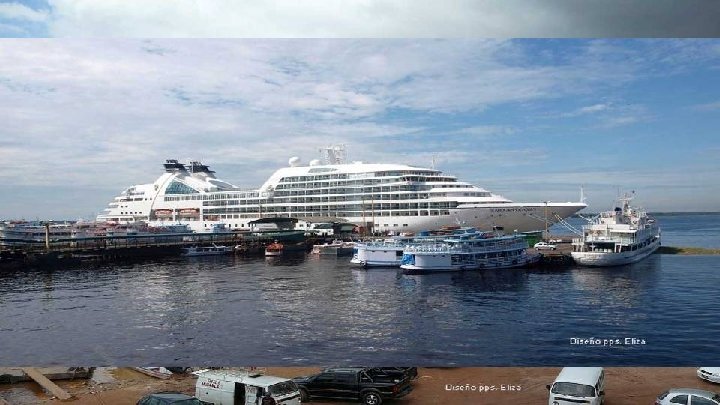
top-left (2, 0), bottom-right (720, 38)
top-left (1, 39), bottom-right (719, 219)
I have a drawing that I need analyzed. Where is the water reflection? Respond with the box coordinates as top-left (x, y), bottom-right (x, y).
top-left (264, 253), bottom-right (308, 267)
top-left (570, 254), bottom-right (661, 306)
top-left (1, 251), bottom-right (719, 365)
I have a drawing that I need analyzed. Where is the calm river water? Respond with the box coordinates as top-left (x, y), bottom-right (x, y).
top-left (0, 213), bottom-right (718, 366)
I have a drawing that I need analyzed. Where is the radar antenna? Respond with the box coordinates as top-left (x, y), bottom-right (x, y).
top-left (319, 144), bottom-right (347, 165)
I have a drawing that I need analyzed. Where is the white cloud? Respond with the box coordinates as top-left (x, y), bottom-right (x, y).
top-left (0, 39), bottom-right (719, 217)
top-left (578, 103), bottom-right (610, 114)
top-left (692, 101), bottom-right (720, 111)
top-left (0, 2), bottom-right (49, 22)
top-left (40, 0), bottom-right (720, 38)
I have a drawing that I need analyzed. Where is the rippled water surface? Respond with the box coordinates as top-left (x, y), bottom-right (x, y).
top-left (1, 214), bottom-right (719, 366)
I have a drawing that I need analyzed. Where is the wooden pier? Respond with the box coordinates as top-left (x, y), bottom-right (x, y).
top-left (20, 368), bottom-right (72, 400)
top-left (0, 231), bottom-right (322, 269)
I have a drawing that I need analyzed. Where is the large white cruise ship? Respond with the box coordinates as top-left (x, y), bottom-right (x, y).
top-left (97, 147), bottom-right (586, 233)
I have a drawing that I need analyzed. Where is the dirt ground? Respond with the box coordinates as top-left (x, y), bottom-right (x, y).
top-left (0, 367), bottom-right (718, 405)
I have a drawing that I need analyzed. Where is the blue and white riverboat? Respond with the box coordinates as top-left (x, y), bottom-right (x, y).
top-left (399, 232), bottom-right (539, 272)
top-left (351, 228), bottom-right (480, 268)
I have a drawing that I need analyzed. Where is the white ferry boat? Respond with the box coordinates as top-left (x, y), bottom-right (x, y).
top-left (571, 194), bottom-right (661, 267)
top-left (350, 237), bottom-right (413, 267)
top-left (97, 146), bottom-right (586, 234)
top-left (400, 232), bottom-right (539, 272)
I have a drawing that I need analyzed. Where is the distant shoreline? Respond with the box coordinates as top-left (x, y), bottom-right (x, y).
top-left (574, 212), bottom-right (720, 217)
top-left (657, 246), bottom-right (720, 255)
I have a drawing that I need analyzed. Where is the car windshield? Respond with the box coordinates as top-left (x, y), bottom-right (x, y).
top-left (269, 381), bottom-right (299, 396)
top-left (173, 400), bottom-right (202, 405)
top-left (551, 382), bottom-right (595, 397)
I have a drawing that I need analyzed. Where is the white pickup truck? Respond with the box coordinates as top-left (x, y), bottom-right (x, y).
top-left (534, 241), bottom-right (557, 250)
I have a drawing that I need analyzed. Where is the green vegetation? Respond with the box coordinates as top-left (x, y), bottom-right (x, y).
top-left (657, 246), bottom-right (720, 255)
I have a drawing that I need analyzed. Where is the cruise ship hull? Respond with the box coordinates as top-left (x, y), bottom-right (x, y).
top-left (309, 202), bottom-right (584, 234)
top-left (149, 201), bottom-right (585, 234)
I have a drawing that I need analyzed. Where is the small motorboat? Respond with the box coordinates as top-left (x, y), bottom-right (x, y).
top-left (265, 241), bottom-right (284, 256)
top-left (181, 244), bottom-right (233, 257)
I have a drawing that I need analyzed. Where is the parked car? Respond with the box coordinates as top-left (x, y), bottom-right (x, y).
top-left (534, 241), bottom-right (557, 250)
top-left (547, 367), bottom-right (605, 405)
top-left (293, 367), bottom-right (413, 405)
top-left (331, 367), bottom-right (418, 382)
top-left (655, 388), bottom-right (720, 405)
top-left (137, 391), bottom-right (205, 405)
top-left (698, 368), bottom-right (720, 384)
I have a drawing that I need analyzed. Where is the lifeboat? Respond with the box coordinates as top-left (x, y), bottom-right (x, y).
top-left (265, 241), bottom-right (284, 256)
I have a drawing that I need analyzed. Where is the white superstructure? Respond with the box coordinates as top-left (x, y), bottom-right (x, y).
top-left (97, 147), bottom-right (586, 233)
top-left (399, 231), bottom-right (540, 272)
top-left (571, 194), bottom-right (661, 266)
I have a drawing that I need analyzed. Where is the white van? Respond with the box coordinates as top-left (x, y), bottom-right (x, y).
top-left (547, 367), bottom-right (605, 405)
top-left (195, 369), bottom-right (301, 405)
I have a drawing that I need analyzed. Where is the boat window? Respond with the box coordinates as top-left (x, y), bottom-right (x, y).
top-left (165, 181), bottom-right (199, 195)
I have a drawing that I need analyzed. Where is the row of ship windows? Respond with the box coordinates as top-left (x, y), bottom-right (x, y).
top-left (164, 194), bottom-right (257, 202)
top-left (449, 250), bottom-right (524, 262)
top-left (275, 177), bottom-right (457, 188)
top-left (170, 192), bottom-right (480, 204)
top-left (272, 188), bottom-right (488, 197)
top-left (169, 195), bottom-right (420, 204)
top-left (278, 171), bottom-right (442, 182)
top-left (203, 202), bottom-right (456, 212)
top-left (275, 184), bottom-right (435, 191)
top-left (202, 195), bottom-right (449, 206)
top-left (199, 210), bottom-right (452, 218)
top-left (118, 197), bottom-right (150, 202)
top-left (191, 222), bottom-right (415, 229)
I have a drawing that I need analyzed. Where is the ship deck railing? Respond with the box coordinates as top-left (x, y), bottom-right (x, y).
top-left (404, 242), bottom-right (528, 254)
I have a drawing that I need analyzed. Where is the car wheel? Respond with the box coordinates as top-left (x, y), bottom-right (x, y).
top-left (363, 391), bottom-right (382, 405)
top-left (299, 388), bottom-right (309, 402)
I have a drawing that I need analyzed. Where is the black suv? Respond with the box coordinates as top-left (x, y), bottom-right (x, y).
top-left (293, 367), bottom-right (413, 405)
